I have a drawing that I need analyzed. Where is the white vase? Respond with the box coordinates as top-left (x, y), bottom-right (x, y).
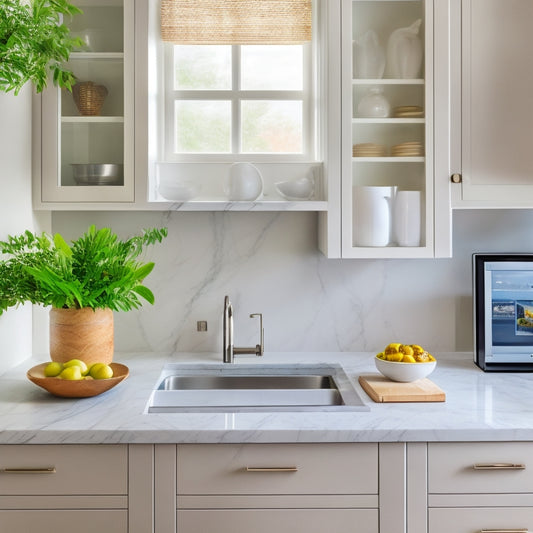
top-left (392, 190), bottom-right (422, 247)
top-left (357, 86), bottom-right (390, 118)
top-left (225, 162), bottom-right (263, 201)
top-left (353, 29), bottom-right (385, 79)
top-left (387, 19), bottom-right (423, 79)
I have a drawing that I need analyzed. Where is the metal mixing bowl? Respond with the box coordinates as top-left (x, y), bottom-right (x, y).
top-left (71, 164), bottom-right (124, 186)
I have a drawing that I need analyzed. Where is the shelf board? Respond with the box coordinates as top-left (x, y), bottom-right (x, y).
top-left (74, 0), bottom-right (123, 7)
top-left (352, 0), bottom-right (422, 3)
top-left (69, 52), bottom-right (124, 61)
top-left (352, 78), bottom-right (424, 85)
top-left (151, 200), bottom-right (328, 212)
top-left (352, 118), bottom-right (425, 124)
top-left (352, 157), bottom-right (425, 162)
top-left (61, 116), bottom-right (125, 123)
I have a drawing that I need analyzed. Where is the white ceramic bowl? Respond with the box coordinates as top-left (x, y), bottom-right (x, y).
top-left (275, 177), bottom-right (315, 200)
top-left (158, 181), bottom-right (201, 201)
top-left (375, 356), bottom-right (436, 382)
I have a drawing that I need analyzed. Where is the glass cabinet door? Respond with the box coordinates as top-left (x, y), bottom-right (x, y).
top-left (341, 0), bottom-right (434, 258)
top-left (39, 0), bottom-right (134, 203)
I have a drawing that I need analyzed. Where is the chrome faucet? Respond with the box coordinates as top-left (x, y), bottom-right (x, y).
top-left (223, 295), bottom-right (264, 363)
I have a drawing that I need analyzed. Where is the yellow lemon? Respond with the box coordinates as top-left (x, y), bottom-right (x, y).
top-left (386, 352), bottom-right (403, 362)
top-left (399, 345), bottom-right (414, 356)
top-left (63, 358), bottom-right (89, 376)
top-left (43, 361), bottom-right (63, 377)
top-left (384, 343), bottom-right (402, 355)
top-left (59, 366), bottom-right (83, 380)
top-left (401, 354), bottom-right (416, 363)
top-left (91, 364), bottom-right (113, 380)
top-left (88, 363), bottom-right (105, 378)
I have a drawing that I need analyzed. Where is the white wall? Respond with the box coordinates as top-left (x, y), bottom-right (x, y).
top-left (0, 88), bottom-right (45, 368)
top-left (50, 208), bottom-right (533, 356)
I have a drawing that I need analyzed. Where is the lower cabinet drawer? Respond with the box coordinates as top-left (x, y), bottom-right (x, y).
top-left (0, 510), bottom-right (127, 533)
top-left (177, 443), bottom-right (378, 495)
top-left (0, 445), bottom-right (128, 495)
top-left (178, 509), bottom-right (378, 533)
top-left (429, 442), bottom-right (533, 493)
top-left (429, 507), bottom-right (533, 533)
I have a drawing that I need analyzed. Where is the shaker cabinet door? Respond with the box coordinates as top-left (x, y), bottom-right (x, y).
top-left (456, 0), bottom-right (533, 206)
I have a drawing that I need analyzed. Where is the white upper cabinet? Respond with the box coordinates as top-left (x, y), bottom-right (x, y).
top-left (452, 0), bottom-right (533, 208)
top-left (320, 0), bottom-right (452, 258)
top-left (35, 0), bottom-right (135, 206)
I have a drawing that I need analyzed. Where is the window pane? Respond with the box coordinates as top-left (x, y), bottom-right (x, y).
top-left (174, 45), bottom-right (232, 90)
top-left (241, 46), bottom-right (304, 90)
top-left (241, 100), bottom-right (303, 153)
top-left (174, 101), bottom-right (231, 153)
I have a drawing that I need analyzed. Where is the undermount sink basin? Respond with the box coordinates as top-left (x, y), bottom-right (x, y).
top-left (146, 363), bottom-right (369, 413)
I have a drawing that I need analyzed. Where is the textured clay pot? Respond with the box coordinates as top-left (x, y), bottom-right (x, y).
top-left (49, 307), bottom-right (114, 365)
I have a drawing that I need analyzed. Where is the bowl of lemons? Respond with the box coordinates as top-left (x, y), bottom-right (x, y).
top-left (27, 359), bottom-right (129, 398)
top-left (375, 343), bottom-right (436, 382)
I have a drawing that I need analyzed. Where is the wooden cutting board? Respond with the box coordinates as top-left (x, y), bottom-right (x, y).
top-left (358, 374), bottom-right (446, 403)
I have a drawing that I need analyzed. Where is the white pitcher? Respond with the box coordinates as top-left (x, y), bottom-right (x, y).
top-left (353, 186), bottom-right (396, 247)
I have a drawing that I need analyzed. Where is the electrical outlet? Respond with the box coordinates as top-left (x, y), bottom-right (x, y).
top-left (197, 320), bottom-right (208, 332)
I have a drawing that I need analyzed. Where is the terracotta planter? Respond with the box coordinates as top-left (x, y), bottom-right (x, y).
top-left (49, 307), bottom-right (114, 365)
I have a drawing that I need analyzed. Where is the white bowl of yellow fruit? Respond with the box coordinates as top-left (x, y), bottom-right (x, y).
top-left (375, 343), bottom-right (436, 382)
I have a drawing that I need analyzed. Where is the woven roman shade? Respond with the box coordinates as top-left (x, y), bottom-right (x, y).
top-left (160, 0), bottom-right (312, 45)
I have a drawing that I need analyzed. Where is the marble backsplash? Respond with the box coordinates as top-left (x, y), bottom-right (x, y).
top-left (50, 209), bottom-right (533, 356)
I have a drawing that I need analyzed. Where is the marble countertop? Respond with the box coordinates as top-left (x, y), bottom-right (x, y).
top-left (3, 351), bottom-right (533, 444)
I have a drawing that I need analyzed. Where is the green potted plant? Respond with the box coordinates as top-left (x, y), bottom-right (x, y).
top-left (0, 225), bottom-right (167, 364)
top-left (0, 0), bottom-right (84, 94)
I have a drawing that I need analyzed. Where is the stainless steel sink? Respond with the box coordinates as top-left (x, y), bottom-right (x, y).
top-left (146, 363), bottom-right (369, 413)
top-left (158, 374), bottom-right (335, 390)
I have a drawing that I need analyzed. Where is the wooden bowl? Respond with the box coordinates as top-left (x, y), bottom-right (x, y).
top-left (27, 362), bottom-right (129, 398)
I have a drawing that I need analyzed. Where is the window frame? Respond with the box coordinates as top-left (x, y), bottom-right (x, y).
top-left (161, 40), bottom-right (315, 163)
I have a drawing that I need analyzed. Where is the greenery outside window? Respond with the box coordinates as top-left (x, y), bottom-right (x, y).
top-left (162, 41), bottom-right (314, 162)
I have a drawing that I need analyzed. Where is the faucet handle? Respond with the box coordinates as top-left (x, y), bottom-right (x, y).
top-left (250, 313), bottom-right (264, 356)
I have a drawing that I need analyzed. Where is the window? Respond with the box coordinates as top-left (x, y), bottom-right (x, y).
top-left (161, 41), bottom-right (314, 161)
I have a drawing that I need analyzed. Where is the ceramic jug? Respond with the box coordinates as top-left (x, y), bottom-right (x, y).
top-left (353, 186), bottom-right (396, 247)
top-left (387, 19), bottom-right (423, 79)
top-left (353, 29), bottom-right (386, 79)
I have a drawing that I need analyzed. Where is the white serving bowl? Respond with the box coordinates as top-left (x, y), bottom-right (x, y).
top-left (375, 356), bottom-right (436, 383)
top-left (275, 176), bottom-right (315, 200)
top-left (158, 181), bottom-right (201, 201)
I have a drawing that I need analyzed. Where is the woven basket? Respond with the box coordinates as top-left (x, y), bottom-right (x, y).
top-left (73, 81), bottom-right (108, 116)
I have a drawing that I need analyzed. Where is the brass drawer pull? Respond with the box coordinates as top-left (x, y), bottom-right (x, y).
top-left (245, 467), bottom-right (298, 473)
top-left (1, 467), bottom-right (56, 474)
top-left (480, 529), bottom-right (529, 533)
top-left (473, 463), bottom-right (526, 470)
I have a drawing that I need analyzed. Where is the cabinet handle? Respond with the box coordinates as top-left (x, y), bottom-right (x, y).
top-left (480, 529), bottom-right (529, 533)
top-left (245, 467), bottom-right (298, 473)
top-left (0, 467), bottom-right (56, 474)
top-left (473, 463), bottom-right (526, 470)
top-left (451, 173), bottom-right (462, 183)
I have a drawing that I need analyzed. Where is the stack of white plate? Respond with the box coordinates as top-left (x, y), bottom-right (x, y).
top-left (352, 143), bottom-right (387, 157)
top-left (392, 105), bottom-right (424, 118)
top-left (390, 141), bottom-right (424, 157)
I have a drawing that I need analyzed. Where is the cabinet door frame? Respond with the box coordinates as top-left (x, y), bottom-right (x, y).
top-left (453, 0), bottom-right (533, 208)
top-left (338, 0), bottom-right (443, 259)
top-left (36, 0), bottom-right (135, 205)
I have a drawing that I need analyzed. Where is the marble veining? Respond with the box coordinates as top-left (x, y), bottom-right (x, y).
top-left (3, 352), bottom-right (533, 444)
